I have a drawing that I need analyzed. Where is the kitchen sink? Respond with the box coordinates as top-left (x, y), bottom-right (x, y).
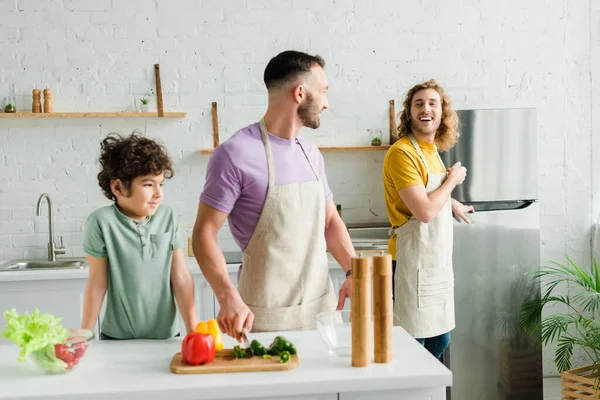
top-left (347, 223), bottom-right (390, 252)
top-left (0, 258), bottom-right (87, 271)
top-left (351, 239), bottom-right (389, 251)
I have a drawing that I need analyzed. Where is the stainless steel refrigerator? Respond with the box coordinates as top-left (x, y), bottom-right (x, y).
top-left (439, 108), bottom-right (542, 400)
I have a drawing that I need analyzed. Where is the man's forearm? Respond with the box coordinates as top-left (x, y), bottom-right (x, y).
top-left (325, 213), bottom-right (356, 273)
top-left (192, 229), bottom-right (239, 305)
top-left (423, 179), bottom-right (457, 220)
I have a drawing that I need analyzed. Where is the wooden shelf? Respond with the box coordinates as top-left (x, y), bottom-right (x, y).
top-left (200, 145), bottom-right (390, 155)
top-left (0, 112), bottom-right (187, 118)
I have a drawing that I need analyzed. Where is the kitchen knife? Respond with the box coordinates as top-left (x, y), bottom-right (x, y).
top-left (241, 327), bottom-right (253, 355)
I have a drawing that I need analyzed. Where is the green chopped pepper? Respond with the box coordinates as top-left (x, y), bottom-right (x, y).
top-left (261, 354), bottom-right (271, 359)
top-left (267, 336), bottom-right (297, 356)
top-left (250, 340), bottom-right (268, 356)
top-left (232, 345), bottom-right (251, 359)
top-left (279, 350), bottom-right (291, 363)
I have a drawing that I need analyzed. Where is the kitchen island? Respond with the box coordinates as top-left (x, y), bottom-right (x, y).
top-left (0, 327), bottom-right (451, 400)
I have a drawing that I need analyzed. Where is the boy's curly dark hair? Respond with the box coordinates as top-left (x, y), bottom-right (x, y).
top-left (97, 131), bottom-right (174, 202)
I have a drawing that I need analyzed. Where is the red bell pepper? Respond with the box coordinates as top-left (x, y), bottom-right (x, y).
top-left (181, 332), bottom-right (216, 366)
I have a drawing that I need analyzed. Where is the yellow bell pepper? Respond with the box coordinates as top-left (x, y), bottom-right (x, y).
top-left (194, 319), bottom-right (224, 351)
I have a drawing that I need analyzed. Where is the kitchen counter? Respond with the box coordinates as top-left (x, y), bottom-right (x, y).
top-left (0, 327), bottom-right (451, 400)
top-left (0, 255), bottom-right (344, 282)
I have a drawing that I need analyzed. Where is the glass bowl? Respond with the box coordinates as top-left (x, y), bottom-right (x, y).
top-left (316, 310), bottom-right (353, 358)
top-left (30, 329), bottom-right (94, 374)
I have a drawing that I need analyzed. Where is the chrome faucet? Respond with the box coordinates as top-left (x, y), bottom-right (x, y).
top-left (36, 193), bottom-right (65, 261)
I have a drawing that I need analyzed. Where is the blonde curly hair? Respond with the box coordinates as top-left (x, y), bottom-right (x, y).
top-left (397, 79), bottom-right (459, 152)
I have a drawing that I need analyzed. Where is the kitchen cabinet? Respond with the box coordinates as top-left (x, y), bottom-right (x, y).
top-left (0, 261), bottom-right (346, 342)
top-left (339, 389), bottom-right (445, 400)
top-left (177, 275), bottom-right (215, 333)
top-left (0, 278), bottom-right (87, 339)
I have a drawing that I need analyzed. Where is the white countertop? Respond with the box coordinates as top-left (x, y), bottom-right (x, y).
top-left (0, 327), bottom-right (451, 400)
top-left (0, 255), bottom-right (343, 282)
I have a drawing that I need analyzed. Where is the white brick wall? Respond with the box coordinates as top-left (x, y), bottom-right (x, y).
top-left (0, 0), bottom-right (598, 377)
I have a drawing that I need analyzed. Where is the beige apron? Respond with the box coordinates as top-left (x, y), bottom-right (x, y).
top-left (393, 134), bottom-right (455, 338)
top-left (237, 118), bottom-right (337, 332)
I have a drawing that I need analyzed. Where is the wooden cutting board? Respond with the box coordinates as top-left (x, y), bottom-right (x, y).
top-left (170, 349), bottom-right (299, 374)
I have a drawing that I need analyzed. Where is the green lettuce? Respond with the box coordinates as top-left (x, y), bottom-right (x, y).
top-left (2, 308), bottom-right (69, 362)
top-left (30, 345), bottom-right (68, 373)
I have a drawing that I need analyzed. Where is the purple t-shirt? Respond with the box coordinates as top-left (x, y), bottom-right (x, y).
top-left (200, 122), bottom-right (333, 251)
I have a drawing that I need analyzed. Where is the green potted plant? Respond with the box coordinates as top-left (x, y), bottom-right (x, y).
top-left (493, 271), bottom-right (542, 397)
top-left (521, 257), bottom-right (600, 397)
top-left (4, 103), bottom-right (16, 113)
top-left (139, 96), bottom-right (149, 112)
top-left (369, 129), bottom-right (382, 146)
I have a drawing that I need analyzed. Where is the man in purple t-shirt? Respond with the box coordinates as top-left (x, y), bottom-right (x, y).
top-left (192, 51), bottom-right (356, 339)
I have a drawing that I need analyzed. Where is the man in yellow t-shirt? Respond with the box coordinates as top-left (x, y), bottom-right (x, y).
top-left (382, 79), bottom-right (473, 360)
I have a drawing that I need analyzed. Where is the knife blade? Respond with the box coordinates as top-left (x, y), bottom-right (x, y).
top-left (241, 327), bottom-right (253, 355)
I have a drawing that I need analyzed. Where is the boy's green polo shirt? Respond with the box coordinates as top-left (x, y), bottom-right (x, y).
top-left (83, 204), bottom-right (184, 339)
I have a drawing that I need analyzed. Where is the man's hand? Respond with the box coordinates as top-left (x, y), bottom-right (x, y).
top-left (451, 198), bottom-right (475, 224)
top-left (336, 276), bottom-right (351, 310)
top-left (216, 293), bottom-right (254, 342)
top-left (447, 162), bottom-right (467, 185)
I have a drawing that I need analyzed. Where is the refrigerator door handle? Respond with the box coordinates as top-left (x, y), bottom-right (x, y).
top-left (462, 200), bottom-right (537, 213)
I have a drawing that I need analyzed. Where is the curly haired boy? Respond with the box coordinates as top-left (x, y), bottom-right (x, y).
top-left (80, 132), bottom-right (197, 339)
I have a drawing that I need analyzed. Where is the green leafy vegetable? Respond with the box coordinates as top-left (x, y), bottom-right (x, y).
top-left (30, 345), bottom-right (67, 373)
top-left (232, 345), bottom-right (251, 359)
top-left (1, 308), bottom-right (69, 362)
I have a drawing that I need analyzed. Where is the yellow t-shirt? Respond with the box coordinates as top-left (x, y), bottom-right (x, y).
top-left (383, 135), bottom-right (446, 260)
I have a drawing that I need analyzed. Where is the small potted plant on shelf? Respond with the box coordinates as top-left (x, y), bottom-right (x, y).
top-left (520, 257), bottom-right (600, 398)
top-left (369, 129), bottom-right (382, 146)
top-left (4, 103), bottom-right (16, 113)
top-left (139, 95), bottom-right (150, 112)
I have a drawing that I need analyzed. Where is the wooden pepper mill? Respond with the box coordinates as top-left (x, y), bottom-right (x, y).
top-left (351, 254), bottom-right (371, 368)
top-left (373, 252), bottom-right (393, 363)
top-left (43, 88), bottom-right (53, 113)
top-left (32, 89), bottom-right (41, 113)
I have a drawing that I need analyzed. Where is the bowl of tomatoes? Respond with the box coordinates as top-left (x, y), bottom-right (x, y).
top-left (30, 329), bottom-right (94, 374)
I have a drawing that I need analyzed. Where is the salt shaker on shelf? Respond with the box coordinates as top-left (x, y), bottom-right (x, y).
top-left (32, 89), bottom-right (42, 113)
top-left (43, 88), bottom-right (53, 113)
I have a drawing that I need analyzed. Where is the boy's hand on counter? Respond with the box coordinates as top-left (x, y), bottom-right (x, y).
top-left (336, 276), bottom-right (351, 310)
top-left (217, 293), bottom-right (254, 342)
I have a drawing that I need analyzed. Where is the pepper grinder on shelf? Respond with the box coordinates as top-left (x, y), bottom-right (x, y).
top-left (32, 89), bottom-right (42, 113)
top-left (373, 252), bottom-right (393, 363)
top-left (351, 254), bottom-right (371, 368)
top-left (43, 88), bottom-right (53, 113)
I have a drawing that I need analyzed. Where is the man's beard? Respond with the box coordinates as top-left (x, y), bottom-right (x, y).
top-left (410, 119), bottom-right (439, 136)
top-left (298, 92), bottom-right (321, 129)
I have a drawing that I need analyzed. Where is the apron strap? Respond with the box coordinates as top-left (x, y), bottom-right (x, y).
top-left (258, 118), bottom-right (276, 187)
top-left (408, 134), bottom-right (446, 172)
top-left (258, 118), bottom-right (320, 182)
top-left (295, 139), bottom-right (320, 181)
